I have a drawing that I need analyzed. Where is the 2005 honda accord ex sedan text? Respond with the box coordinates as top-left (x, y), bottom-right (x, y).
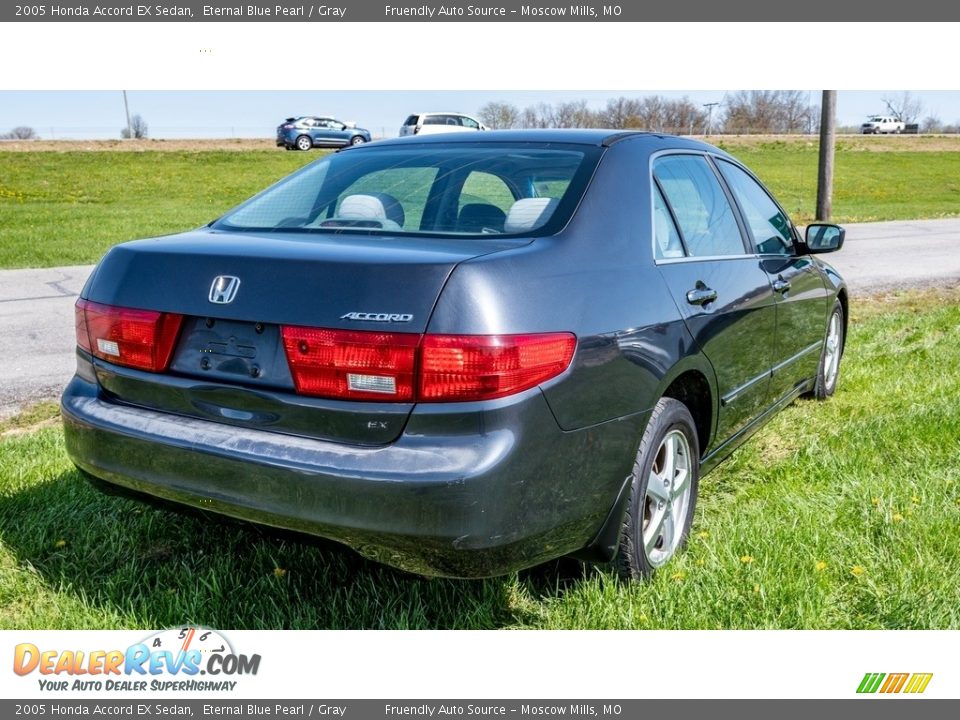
top-left (62, 130), bottom-right (847, 579)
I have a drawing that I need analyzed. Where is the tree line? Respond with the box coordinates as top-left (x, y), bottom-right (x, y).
top-left (478, 90), bottom-right (957, 134)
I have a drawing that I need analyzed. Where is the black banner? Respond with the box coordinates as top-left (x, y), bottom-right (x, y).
top-left (3, 0), bottom-right (958, 22)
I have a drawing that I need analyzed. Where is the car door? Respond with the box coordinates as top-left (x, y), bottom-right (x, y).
top-left (310, 118), bottom-right (335, 145)
top-left (715, 158), bottom-right (831, 403)
top-left (653, 154), bottom-right (779, 445)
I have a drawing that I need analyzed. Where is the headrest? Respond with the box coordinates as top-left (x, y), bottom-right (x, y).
top-left (338, 193), bottom-right (404, 230)
top-left (504, 198), bottom-right (559, 234)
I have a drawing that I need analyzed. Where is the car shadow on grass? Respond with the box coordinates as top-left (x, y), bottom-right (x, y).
top-left (0, 467), bottom-right (591, 630)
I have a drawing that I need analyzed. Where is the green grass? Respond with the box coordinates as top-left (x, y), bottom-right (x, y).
top-left (1, 142), bottom-right (959, 269)
top-left (1, 289), bottom-right (958, 629)
top-left (0, 151), bottom-right (315, 269)
top-left (716, 139), bottom-right (960, 223)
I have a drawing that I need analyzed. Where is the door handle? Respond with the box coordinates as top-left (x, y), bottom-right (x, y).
top-left (686, 284), bottom-right (718, 306)
top-left (772, 277), bottom-right (791, 294)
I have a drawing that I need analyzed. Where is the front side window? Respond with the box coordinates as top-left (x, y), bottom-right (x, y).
top-left (216, 144), bottom-right (600, 239)
top-left (653, 155), bottom-right (745, 257)
top-left (716, 159), bottom-right (794, 255)
top-left (461, 116), bottom-right (480, 129)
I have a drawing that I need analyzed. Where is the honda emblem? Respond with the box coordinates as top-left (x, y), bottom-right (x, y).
top-left (209, 276), bottom-right (241, 304)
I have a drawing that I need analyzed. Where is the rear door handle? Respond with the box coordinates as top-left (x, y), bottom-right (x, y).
top-left (686, 285), bottom-right (718, 306)
top-left (772, 278), bottom-right (791, 294)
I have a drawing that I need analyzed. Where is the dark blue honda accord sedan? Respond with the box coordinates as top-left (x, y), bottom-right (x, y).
top-left (62, 130), bottom-right (846, 579)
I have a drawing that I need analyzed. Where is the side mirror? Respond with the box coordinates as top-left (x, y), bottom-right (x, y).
top-left (804, 223), bottom-right (845, 254)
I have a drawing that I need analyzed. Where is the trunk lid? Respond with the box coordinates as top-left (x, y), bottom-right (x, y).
top-left (83, 229), bottom-right (522, 444)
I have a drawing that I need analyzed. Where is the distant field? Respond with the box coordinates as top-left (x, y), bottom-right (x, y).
top-left (0, 135), bottom-right (958, 268)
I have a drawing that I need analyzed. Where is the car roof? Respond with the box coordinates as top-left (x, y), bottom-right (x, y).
top-left (368, 128), bottom-right (727, 153)
top-left (412, 111), bottom-right (473, 116)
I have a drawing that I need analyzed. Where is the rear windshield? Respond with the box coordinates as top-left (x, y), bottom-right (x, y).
top-left (403, 115), bottom-right (419, 126)
top-left (215, 143), bottom-right (601, 238)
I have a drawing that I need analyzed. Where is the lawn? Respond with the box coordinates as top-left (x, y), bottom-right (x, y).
top-left (1, 288), bottom-right (958, 630)
top-left (1, 137), bottom-right (959, 269)
top-left (718, 139), bottom-right (960, 223)
top-left (0, 150), bottom-right (315, 269)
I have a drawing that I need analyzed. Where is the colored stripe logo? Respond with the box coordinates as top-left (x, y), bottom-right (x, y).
top-left (857, 672), bottom-right (933, 694)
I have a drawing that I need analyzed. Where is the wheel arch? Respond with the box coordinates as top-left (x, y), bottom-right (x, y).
top-left (572, 359), bottom-right (717, 565)
top-left (661, 369), bottom-right (713, 458)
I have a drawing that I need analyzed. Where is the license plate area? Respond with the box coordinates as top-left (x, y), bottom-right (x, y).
top-left (170, 317), bottom-right (295, 390)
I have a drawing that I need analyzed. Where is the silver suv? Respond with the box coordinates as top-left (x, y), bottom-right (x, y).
top-left (399, 112), bottom-right (487, 137)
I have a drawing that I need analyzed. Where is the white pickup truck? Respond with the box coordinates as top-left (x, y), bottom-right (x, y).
top-left (861, 116), bottom-right (905, 134)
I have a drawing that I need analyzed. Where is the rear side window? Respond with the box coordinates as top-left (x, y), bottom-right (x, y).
top-left (654, 155), bottom-right (745, 257)
top-left (424, 115), bottom-right (446, 125)
top-left (716, 160), bottom-right (794, 255)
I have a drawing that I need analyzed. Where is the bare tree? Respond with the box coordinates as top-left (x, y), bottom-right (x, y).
top-left (121, 114), bottom-right (149, 139)
top-left (519, 103), bottom-right (553, 128)
top-left (477, 102), bottom-right (521, 130)
top-left (1, 126), bottom-right (38, 140)
top-left (920, 115), bottom-right (942, 133)
top-left (662, 97), bottom-right (707, 135)
top-left (552, 100), bottom-right (596, 128)
top-left (882, 92), bottom-right (923, 123)
top-left (601, 97), bottom-right (643, 128)
top-left (723, 90), bottom-right (814, 134)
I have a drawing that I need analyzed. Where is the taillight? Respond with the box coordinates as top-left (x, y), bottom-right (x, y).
top-left (282, 326), bottom-right (418, 401)
top-left (75, 299), bottom-right (183, 372)
top-left (420, 333), bottom-right (576, 401)
top-left (281, 326), bottom-right (576, 403)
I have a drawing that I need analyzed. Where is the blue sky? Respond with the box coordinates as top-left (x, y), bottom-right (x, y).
top-left (2, 90), bottom-right (959, 140)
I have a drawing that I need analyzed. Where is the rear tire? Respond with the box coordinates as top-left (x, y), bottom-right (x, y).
top-left (614, 398), bottom-right (700, 580)
top-left (295, 135), bottom-right (312, 151)
top-left (813, 299), bottom-right (844, 399)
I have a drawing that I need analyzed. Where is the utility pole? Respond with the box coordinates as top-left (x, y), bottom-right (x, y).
top-left (122, 90), bottom-right (132, 140)
top-left (703, 102), bottom-right (720, 136)
top-left (816, 90), bottom-right (837, 221)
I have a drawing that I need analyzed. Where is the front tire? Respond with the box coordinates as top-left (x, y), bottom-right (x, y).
top-left (350, 135), bottom-right (367, 145)
top-left (615, 398), bottom-right (700, 580)
top-left (295, 135), bottom-right (312, 151)
top-left (814, 299), bottom-right (845, 399)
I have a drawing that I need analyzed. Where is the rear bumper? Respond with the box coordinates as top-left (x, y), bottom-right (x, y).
top-left (62, 375), bottom-right (644, 577)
